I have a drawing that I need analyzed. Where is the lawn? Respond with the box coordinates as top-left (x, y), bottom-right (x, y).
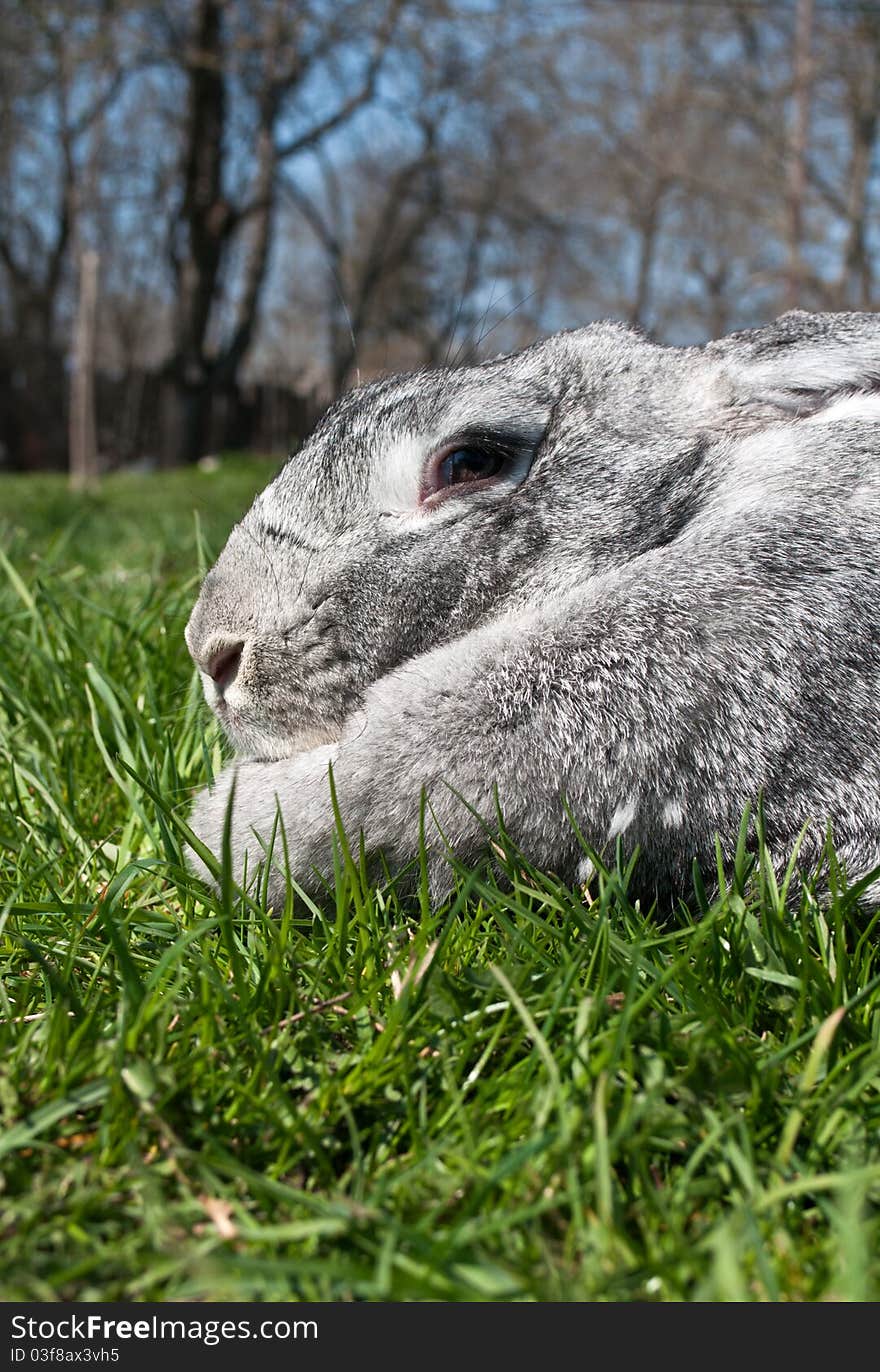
top-left (1, 460), bottom-right (879, 1301)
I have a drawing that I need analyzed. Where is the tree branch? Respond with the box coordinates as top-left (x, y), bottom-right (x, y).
top-left (273, 0), bottom-right (404, 160)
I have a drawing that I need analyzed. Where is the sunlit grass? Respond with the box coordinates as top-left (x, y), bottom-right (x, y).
top-left (1, 462), bottom-right (879, 1301)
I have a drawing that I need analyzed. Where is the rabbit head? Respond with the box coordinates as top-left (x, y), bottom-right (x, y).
top-left (185, 311), bottom-right (880, 764)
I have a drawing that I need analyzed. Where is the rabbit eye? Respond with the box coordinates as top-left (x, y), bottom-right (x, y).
top-left (420, 438), bottom-right (515, 506)
top-left (441, 447), bottom-right (505, 486)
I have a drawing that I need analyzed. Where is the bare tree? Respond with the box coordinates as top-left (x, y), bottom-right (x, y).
top-left (2, 0), bottom-right (879, 474)
top-left (828, 4), bottom-right (880, 309)
top-left (158, 0), bottom-right (404, 463)
top-left (0, 2), bottom-right (135, 466)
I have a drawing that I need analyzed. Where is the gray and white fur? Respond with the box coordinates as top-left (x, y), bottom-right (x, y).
top-left (184, 310), bottom-right (880, 908)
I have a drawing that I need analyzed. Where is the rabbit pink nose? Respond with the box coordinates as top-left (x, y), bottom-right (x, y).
top-left (205, 640), bottom-right (244, 691)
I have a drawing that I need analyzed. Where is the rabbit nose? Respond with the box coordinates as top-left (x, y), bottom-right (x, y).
top-left (202, 640), bottom-right (244, 692)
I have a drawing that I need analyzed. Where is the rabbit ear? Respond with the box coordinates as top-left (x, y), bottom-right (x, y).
top-left (707, 310), bottom-right (880, 422)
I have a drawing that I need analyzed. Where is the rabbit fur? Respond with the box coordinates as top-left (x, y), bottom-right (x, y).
top-left (184, 310), bottom-right (880, 908)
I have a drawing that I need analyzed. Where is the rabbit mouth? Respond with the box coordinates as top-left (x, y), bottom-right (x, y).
top-left (209, 684), bottom-right (346, 760)
top-left (193, 621), bottom-right (358, 758)
top-left (245, 730), bottom-right (342, 762)
top-left (215, 702), bottom-right (343, 760)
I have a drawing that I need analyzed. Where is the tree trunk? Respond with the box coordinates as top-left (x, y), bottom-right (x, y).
top-left (785, 0), bottom-right (814, 310)
top-left (837, 17), bottom-right (880, 309)
top-left (69, 249), bottom-right (99, 491)
top-left (164, 0), bottom-right (227, 464)
top-left (160, 376), bottom-right (213, 469)
top-left (629, 189), bottom-right (663, 329)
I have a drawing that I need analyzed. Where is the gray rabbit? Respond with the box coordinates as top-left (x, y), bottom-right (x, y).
top-left (184, 310), bottom-right (880, 908)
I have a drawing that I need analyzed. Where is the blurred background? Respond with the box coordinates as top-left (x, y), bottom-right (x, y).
top-left (1, 0), bottom-right (877, 479)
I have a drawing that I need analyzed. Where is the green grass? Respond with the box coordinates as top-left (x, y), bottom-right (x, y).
top-left (1, 460), bottom-right (880, 1301)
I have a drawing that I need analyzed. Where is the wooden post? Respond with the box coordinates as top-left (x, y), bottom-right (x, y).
top-left (69, 248), bottom-right (99, 491)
